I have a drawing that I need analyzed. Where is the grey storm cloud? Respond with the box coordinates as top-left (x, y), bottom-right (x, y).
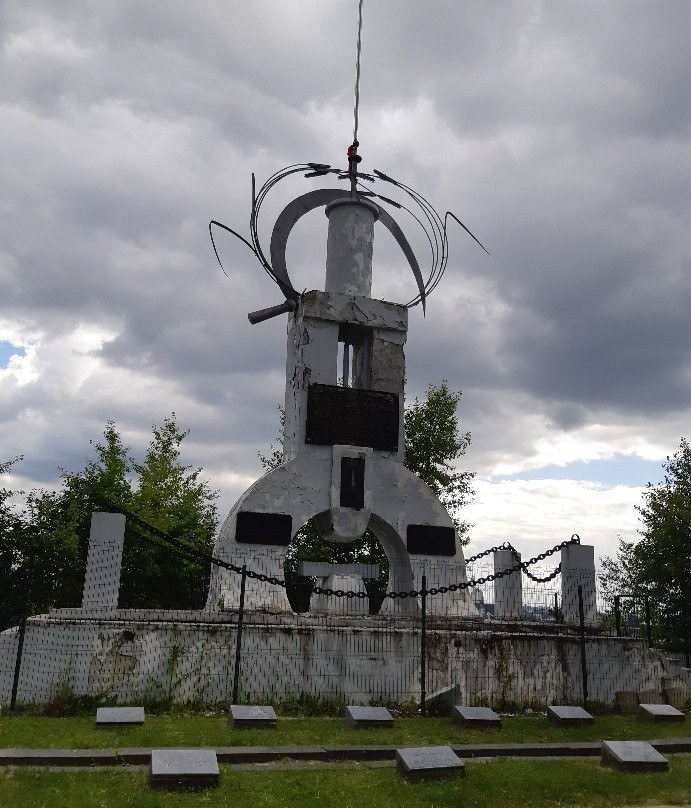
top-left (1, 0), bottom-right (690, 544)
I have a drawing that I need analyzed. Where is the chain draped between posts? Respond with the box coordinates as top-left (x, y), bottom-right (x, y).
top-left (111, 502), bottom-right (579, 603)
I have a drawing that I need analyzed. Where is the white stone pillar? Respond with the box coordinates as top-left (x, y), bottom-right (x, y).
top-left (493, 548), bottom-right (523, 619)
top-left (81, 512), bottom-right (126, 610)
top-left (560, 543), bottom-right (597, 626)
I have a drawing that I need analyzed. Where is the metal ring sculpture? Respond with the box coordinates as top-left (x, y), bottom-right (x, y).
top-left (210, 162), bottom-right (488, 322)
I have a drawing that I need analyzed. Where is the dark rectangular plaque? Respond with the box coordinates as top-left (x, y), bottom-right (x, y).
top-left (305, 384), bottom-right (399, 451)
top-left (340, 456), bottom-right (365, 509)
top-left (235, 511), bottom-right (292, 545)
top-left (407, 524), bottom-right (456, 556)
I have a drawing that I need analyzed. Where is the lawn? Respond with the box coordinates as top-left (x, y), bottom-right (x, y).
top-left (0, 757), bottom-right (690, 808)
top-left (0, 711), bottom-right (689, 750)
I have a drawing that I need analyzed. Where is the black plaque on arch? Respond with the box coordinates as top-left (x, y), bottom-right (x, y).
top-left (407, 524), bottom-right (456, 556)
top-left (340, 456), bottom-right (365, 509)
top-left (305, 384), bottom-right (399, 451)
top-left (236, 511), bottom-right (292, 545)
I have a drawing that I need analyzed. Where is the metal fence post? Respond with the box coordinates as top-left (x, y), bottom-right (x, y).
top-left (578, 584), bottom-right (588, 708)
top-left (614, 595), bottom-right (621, 637)
top-left (420, 574), bottom-right (427, 717)
top-left (643, 593), bottom-right (652, 646)
top-left (231, 565), bottom-right (247, 705)
top-left (10, 559), bottom-right (33, 713)
top-left (554, 592), bottom-right (560, 623)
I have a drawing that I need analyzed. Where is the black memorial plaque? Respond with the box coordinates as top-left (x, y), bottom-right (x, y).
top-left (305, 384), bottom-right (399, 451)
top-left (407, 524), bottom-right (456, 556)
top-left (235, 511), bottom-right (292, 545)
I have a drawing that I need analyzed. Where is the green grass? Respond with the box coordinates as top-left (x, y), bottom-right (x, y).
top-left (0, 757), bottom-right (690, 808)
top-left (0, 712), bottom-right (688, 750)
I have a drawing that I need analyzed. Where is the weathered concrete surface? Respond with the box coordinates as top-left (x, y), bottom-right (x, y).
top-left (493, 549), bottom-right (522, 620)
top-left (547, 705), bottom-right (594, 726)
top-left (2, 611), bottom-right (689, 709)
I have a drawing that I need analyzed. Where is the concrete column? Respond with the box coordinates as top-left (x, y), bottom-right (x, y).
top-left (81, 512), bottom-right (126, 610)
top-left (493, 548), bottom-right (523, 619)
top-left (560, 543), bottom-right (597, 626)
top-left (325, 199), bottom-right (378, 296)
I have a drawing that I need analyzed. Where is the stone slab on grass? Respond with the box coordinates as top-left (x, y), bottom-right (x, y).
top-left (638, 703), bottom-right (686, 723)
top-left (150, 749), bottom-right (219, 790)
top-left (418, 684), bottom-right (460, 716)
top-left (345, 705), bottom-right (394, 728)
top-left (396, 746), bottom-right (465, 781)
top-left (451, 706), bottom-right (501, 728)
top-left (229, 704), bottom-right (277, 728)
top-left (96, 707), bottom-right (145, 726)
top-left (547, 705), bottom-right (594, 727)
top-left (600, 741), bottom-right (669, 773)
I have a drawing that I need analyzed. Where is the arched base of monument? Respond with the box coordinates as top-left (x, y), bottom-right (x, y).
top-left (1, 609), bottom-right (688, 710)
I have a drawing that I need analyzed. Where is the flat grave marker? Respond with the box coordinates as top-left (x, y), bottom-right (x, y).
top-left (229, 704), bottom-right (277, 728)
top-left (547, 705), bottom-right (594, 727)
top-left (600, 741), bottom-right (668, 773)
top-left (150, 749), bottom-right (219, 790)
top-left (419, 684), bottom-right (460, 716)
top-left (96, 707), bottom-right (145, 726)
top-left (451, 706), bottom-right (501, 728)
top-left (345, 705), bottom-right (394, 728)
top-left (638, 703), bottom-right (686, 723)
top-left (396, 746), bottom-right (465, 781)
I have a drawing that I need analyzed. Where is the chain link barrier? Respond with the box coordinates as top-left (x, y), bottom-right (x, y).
top-left (113, 503), bottom-right (579, 602)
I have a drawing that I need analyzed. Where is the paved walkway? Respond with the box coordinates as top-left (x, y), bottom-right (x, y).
top-left (1, 738), bottom-right (689, 768)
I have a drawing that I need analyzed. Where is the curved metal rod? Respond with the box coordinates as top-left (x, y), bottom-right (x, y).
top-left (268, 188), bottom-right (426, 312)
top-left (209, 220), bottom-right (259, 278)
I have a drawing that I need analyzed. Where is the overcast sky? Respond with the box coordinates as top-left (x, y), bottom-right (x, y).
top-left (2, 1), bottom-right (690, 567)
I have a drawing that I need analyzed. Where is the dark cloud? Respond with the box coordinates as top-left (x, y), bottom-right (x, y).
top-left (2, 0), bottom-right (689, 540)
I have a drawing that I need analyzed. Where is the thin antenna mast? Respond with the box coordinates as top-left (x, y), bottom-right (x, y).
top-left (348, 0), bottom-right (365, 194)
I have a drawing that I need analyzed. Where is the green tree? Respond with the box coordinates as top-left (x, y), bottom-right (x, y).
top-left (261, 382), bottom-right (475, 610)
top-left (2, 416), bottom-right (219, 619)
top-left (404, 381), bottom-right (474, 540)
top-left (600, 438), bottom-right (691, 651)
top-left (123, 414), bottom-right (218, 609)
top-left (0, 457), bottom-right (27, 630)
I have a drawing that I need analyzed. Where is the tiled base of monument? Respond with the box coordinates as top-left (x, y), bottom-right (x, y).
top-left (396, 746), bottom-right (465, 780)
top-left (149, 749), bottom-right (219, 789)
top-left (600, 741), bottom-right (669, 773)
top-left (1, 609), bottom-right (689, 709)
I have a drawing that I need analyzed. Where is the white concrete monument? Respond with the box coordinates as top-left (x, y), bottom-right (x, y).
top-left (208, 162), bottom-right (476, 617)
